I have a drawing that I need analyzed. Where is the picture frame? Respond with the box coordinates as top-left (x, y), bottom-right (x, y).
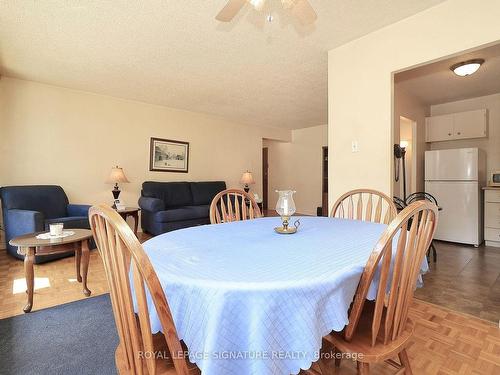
top-left (149, 137), bottom-right (189, 173)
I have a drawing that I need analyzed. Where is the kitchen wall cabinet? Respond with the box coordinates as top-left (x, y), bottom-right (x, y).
top-left (425, 109), bottom-right (487, 142)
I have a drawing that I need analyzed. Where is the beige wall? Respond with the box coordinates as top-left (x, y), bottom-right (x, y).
top-left (393, 85), bottom-right (429, 196)
top-left (430, 93), bottom-right (500, 182)
top-left (0, 78), bottom-right (291, 213)
top-left (264, 124), bottom-right (327, 215)
top-left (328, 0), bottom-right (500, 208)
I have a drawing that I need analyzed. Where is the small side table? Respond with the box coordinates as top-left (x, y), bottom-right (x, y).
top-left (9, 229), bottom-right (93, 313)
top-left (116, 207), bottom-right (140, 235)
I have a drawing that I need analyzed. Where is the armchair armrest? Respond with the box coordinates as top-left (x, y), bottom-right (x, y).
top-left (6, 209), bottom-right (44, 235)
top-left (67, 204), bottom-right (91, 217)
top-left (138, 197), bottom-right (165, 212)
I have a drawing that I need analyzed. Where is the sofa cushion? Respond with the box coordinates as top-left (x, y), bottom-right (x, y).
top-left (154, 205), bottom-right (210, 222)
top-left (44, 216), bottom-right (90, 230)
top-left (142, 182), bottom-right (192, 208)
top-left (0, 185), bottom-right (69, 219)
top-left (190, 181), bottom-right (227, 205)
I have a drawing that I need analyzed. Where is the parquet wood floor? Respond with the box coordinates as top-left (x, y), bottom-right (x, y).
top-left (0, 249), bottom-right (108, 319)
top-left (1, 235), bottom-right (499, 374)
top-left (303, 299), bottom-right (500, 374)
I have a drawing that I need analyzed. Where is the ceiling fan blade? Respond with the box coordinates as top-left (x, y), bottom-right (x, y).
top-left (215, 0), bottom-right (247, 22)
top-left (289, 0), bottom-right (317, 25)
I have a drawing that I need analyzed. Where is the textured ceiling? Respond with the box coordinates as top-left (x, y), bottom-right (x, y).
top-left (396, 43), bottom-right (500, 105)
top-left (0, 0), bottom-right (445, 130)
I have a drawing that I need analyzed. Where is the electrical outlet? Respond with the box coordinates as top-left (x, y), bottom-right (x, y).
top-left (351, 140), bottom-right (359, 153)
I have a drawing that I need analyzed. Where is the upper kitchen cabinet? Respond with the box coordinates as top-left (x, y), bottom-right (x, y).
top-left (425, 109), bottom-right (487, 142)
top-left (425, 113), bottom-right (454, 142)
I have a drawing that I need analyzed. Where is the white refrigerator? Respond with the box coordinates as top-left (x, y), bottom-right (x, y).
top-left (425, 148), bottom-right (485, 246)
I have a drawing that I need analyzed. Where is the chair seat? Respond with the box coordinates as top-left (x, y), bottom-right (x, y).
top-left (323, 303), bottom-right (414, 363)
top-left (154, 206), bottom-right (209, 222)
top-left (115, 333), bottom-right (200, 375)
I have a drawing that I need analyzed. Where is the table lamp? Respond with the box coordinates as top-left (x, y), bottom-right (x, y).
top-left (106, 166), bottom-right (129, 207)
top-left (240, 171), bottom-right (255, 193)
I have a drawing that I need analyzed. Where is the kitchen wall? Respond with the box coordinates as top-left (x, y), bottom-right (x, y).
top-left (0, 77), bottom-right (291, 217)
top-left (393, 84), bottom-right (429, 196)
top-left (328, 0), bottom-right (500, 206)
top-left (263, 124), bottom-right (327, 215)
top-left (430, 93), bottom-right (500, 181)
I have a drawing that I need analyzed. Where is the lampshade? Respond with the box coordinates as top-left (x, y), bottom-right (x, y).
top-left (399, 140), bottom-right (409, 149)
top-left (106, 166), bottom-right (130, 184)
top-left (240, 171), bottom-right (255, 185)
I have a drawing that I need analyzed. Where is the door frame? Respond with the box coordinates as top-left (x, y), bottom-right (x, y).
top-left (262, 147), bottom-right (269, 211)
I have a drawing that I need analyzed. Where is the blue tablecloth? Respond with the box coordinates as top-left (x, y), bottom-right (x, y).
top-left (141, 216), bottom-right (427, 375)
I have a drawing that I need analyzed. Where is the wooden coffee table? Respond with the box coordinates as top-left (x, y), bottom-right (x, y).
top-left (9, 229), bottom-right (93, 313)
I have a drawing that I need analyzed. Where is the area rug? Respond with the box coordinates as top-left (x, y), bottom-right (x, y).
top-left (0, 294), bottom-right (118, 375)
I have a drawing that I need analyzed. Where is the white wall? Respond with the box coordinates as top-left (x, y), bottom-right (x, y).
top-left (430, 93), bottom-right (500, 181)
top-left (264, 124), bottom-right (327, 215)
top-left (328, 0), bottom-right (500, 208)
top-left (0, 77), bottom-right (291, 210)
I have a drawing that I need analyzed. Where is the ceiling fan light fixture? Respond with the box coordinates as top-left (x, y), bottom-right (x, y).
top-left (249, 0), bottom-right (266, 11)
top-left (450, 59), bottom-right (484, 77)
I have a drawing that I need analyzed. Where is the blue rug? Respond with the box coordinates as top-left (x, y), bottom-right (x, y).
top-left (0, 294), bottom-right (118, 375)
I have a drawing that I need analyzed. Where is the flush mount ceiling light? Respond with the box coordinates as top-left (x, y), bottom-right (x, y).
top-left (450, 59), bottom-right (485, 77)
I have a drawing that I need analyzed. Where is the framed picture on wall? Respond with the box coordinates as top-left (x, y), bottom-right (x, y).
top-left (149, 137), bottom-right (189, 173)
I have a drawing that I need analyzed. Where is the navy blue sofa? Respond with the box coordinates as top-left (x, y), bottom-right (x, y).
top-left (0, 185), bottom-right (92, 263)
top-left (139, 181), bottom-right (226, 235)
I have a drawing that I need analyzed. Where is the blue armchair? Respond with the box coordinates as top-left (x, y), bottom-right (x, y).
top-left (0, 185), bottom-right (92, 263)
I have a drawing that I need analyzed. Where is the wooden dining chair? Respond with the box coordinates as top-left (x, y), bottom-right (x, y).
top-left (209, 188), bottom-right (262, 224)
top-left (89, 204), bottom-right (199, 375)
top-left (319, 200), bottom-right (438, 375)
top-left (330, 189), bottom-right (397, 224)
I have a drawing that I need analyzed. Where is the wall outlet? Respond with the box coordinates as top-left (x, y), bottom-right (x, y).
top-left (351, 140), bottom-right (359, 153)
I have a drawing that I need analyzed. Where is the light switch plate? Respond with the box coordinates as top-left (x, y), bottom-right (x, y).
top-left (351, 140), bottom-right (359, 153)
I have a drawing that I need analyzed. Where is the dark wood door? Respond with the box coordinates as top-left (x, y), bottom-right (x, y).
top-left (322, 146), bottom-right (328, 216)
top-left (262, 147), bottom-right (269, 210)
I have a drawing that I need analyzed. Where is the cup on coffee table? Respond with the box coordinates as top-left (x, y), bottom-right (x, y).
top-left (49, 223), bottom-right (64, 236)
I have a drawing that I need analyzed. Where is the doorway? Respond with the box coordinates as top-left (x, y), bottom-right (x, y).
top-left (392, 42), bottom-right (500, 323)
top-left (262, 147), bottom-right (269, 210)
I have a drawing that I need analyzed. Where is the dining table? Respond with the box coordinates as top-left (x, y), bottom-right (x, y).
top-left (140, 216), bottom-right (428, 375)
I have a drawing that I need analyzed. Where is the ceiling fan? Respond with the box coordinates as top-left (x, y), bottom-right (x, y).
top-left (216, 0), bottom-right (317, 25)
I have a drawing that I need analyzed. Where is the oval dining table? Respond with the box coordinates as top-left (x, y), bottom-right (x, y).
top-left (140, 216), bottom-right (427, 375)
